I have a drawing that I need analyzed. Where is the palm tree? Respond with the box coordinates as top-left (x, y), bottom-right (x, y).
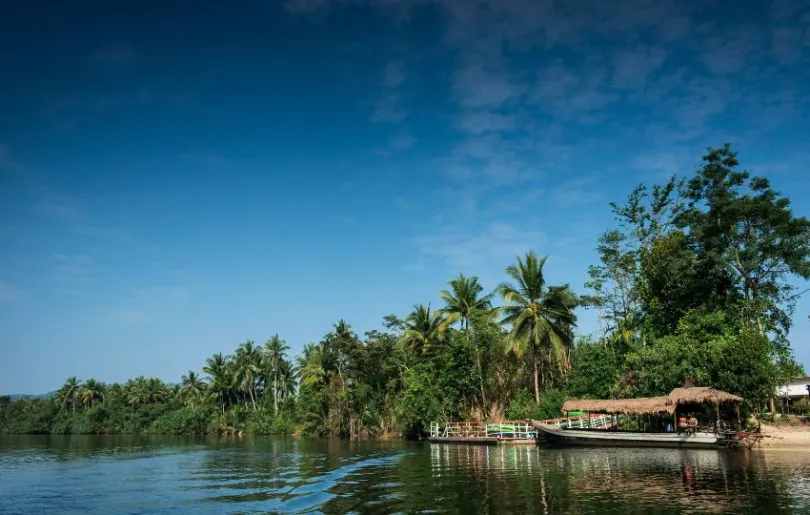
top-left (298, 344), bottom-right (327, 388)
top-left (277, 359), bottom-right (297, 399)
top-left (204, 353), bottom-right (232, 415)
top-left (439, 274), bottom-right (493, 410)
top-left (180, 371), bottom-right (207, 408)
top-left (499, 251), bottom-right (577, 403)
top-left (77, 379), bottom-right (106, 408)
top-left (234, 340), bottom-right (261, 410)
top-left (263, 335), bottom-right (289, 414)
top-left (398, 304), bottom-right (445, 356)
top-left (56, 377), bottom-right (80, 413)
top-left (439, 274), bottom-right (493, 334)
top-left (145, 378), bottom-right (169, 404)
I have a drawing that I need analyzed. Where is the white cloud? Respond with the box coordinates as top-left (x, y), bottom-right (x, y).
top-left (413, 221), bottom-right (547, 279)
top-left (551, 177), bottom-right (605, 206)
top-left (369, 93), bottom-right (407, 123)
top-left (453, 64), bottom-right (518, 110)
top-left (455, 111), bottom-right (515, 135)
top-left (383, 60), bottom-right (405, 88)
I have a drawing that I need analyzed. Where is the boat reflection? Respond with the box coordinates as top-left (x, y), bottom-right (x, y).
top-left (429, 443), bottom-right (810, 514)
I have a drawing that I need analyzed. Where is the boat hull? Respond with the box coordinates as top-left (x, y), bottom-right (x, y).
top-left (535, 425), bottom-right (721, 449)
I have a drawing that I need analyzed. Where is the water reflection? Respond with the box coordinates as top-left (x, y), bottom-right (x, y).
top-left (1, 435), bottom-right (808, 514)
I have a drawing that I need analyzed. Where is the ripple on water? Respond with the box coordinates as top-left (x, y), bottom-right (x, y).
top-left (2, 437), bottom-right (810, 514)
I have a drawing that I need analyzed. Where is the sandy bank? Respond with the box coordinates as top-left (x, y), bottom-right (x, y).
top-left (755, 422), bottom-right (810, 449)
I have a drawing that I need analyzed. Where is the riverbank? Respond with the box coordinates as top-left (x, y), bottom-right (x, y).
top-left (755, 420), bottom-right (810, 449)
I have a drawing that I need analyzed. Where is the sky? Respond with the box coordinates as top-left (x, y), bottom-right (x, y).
top-left (1, 0), bottom-right (809, 394)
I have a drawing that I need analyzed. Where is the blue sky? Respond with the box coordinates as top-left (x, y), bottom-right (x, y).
top-left (2, 0), bottom-right (809, 393)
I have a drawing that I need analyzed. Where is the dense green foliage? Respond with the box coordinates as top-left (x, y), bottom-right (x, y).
top-left (2, 144), bottom-right (807, 435)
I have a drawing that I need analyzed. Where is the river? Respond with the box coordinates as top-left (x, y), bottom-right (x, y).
top-left (1, 435), bottom-right (809, 514)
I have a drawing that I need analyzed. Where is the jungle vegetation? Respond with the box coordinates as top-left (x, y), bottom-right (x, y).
top-left (2, 144), bottom-right (808, 436)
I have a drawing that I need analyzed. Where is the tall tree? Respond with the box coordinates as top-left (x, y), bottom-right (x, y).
top-left (439, 274), bottom-right (492, 410)
top-left (180, 371), bottom-right (207, 408)
top-left (499, 251), bottom-right (577, 403)
top-left (234, 340), bottom-right (261, 410)
top-left (77, 379), bottom-right (106, 408)
top-left (678, 144), bottom-right (810, 336)
top-left (398, 304), bottom-right (445, 357)
top-left (263, 335), bottom-right (289, 414)
top-left (203, 353), bottom-right (231, 415)
top-left (56, 377), bottom-right (80, 413)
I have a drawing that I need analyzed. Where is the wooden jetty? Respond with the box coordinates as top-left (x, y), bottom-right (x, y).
top-left (428, 415), bottom-right (613, 445)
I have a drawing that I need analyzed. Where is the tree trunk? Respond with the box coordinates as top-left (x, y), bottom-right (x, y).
top-left (477, 353), bottom-right (487, 415)
top-left (533, 356), bottom-right (540, 404)
top-left (274, 373), bottom-right (279, 415)
top-left (468, 324), bottom-right (488, 415)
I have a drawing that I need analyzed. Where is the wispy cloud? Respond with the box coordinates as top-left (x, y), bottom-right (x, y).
top-left (377, 132), bottom-right (416, 155)
top-left (383, 60), bottom-right (405, 88)
top-left (551, 177), bottom-right (605, 206)
top-left (412, 221), bottom-right (547, 280)
top-left (2, 146), bottom-right (137, 247)
top-left (369, 93), bottom-right (408, 124)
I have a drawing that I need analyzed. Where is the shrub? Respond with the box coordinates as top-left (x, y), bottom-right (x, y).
top-left (150, 406), bottom-right (211, 434)
top-left (505, 391), bottom-right (535, 420)
top-left (793, 399), bottom-right (810, 416)
top-left (534, 388), bottom-right (568, 421)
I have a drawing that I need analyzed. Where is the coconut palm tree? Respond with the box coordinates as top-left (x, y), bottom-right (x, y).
top-left (234, 340), bottom-right (261, 410)
top-left (499, 251), bottom-right (577, 403)
top-left (77, 379), bottom-right (106, 408)
top-left (204, 353), bottom-right (232, 415)
top-left (298, 344), bottom-right (327, 388)
top-left (145, 378), bottom-right (169, 404)
top-left (277, 359), bottom-right (297, 399)
top-left (180, 371), bottom-right (207, 408)
top-left (439, 274), bottom-right (493, 410)
top-left (56, 377), bottom-right (80, 413)
top-left (398, 304), bottom-right (445, 356)
top-left (439, 274), bottom-right (493, 334)
top-left (263, 335), bottom-right (289, 414)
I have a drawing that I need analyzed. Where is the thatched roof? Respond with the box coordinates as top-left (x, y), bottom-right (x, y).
top-left (562, 396), bottom-right (673, 415)
top-left (562, 387), bottom-right (743, 415)
top-left (667, 387), bottom-right (742, 405)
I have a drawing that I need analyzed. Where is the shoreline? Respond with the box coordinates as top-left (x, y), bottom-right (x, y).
top-left (753, 422), bottom-right (810, 449)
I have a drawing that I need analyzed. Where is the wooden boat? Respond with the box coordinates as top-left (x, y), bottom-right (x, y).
top-left (533, 424), bottom-right (722, 449)
top-left (532, 387), bottom-right (759, 450)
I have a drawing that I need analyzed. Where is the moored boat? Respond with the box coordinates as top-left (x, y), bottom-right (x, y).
top-left (532, 387), bottom-right (759, 450)
top-left (533, 424), bottom-right (722, 449)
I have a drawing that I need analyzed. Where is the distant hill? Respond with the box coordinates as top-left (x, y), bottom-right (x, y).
top-left (4, 391), bottom-right (57, 401)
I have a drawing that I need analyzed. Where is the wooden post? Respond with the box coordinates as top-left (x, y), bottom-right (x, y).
top-left (715, 400), bottom-right (721, 431)
top-left (736, 404), bottom-right (742, 429)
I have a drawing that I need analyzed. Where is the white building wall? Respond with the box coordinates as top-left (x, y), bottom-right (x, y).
top-left (777, 378), bottom-right (810, 398)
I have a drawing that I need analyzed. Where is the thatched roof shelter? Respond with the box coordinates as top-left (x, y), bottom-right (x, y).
top-left (562, 396), bottom-right (673, 415)
top-left (667, 387), bottom-right (742, 405)
top-left (562, 387), bottom-right (743, 416)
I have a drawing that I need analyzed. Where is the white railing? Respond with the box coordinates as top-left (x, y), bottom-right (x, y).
top-left (429, 414), bottom-right (614, 440)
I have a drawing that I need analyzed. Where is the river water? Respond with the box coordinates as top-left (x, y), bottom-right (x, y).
top-left (1, 436), bottom-right (809, 514)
